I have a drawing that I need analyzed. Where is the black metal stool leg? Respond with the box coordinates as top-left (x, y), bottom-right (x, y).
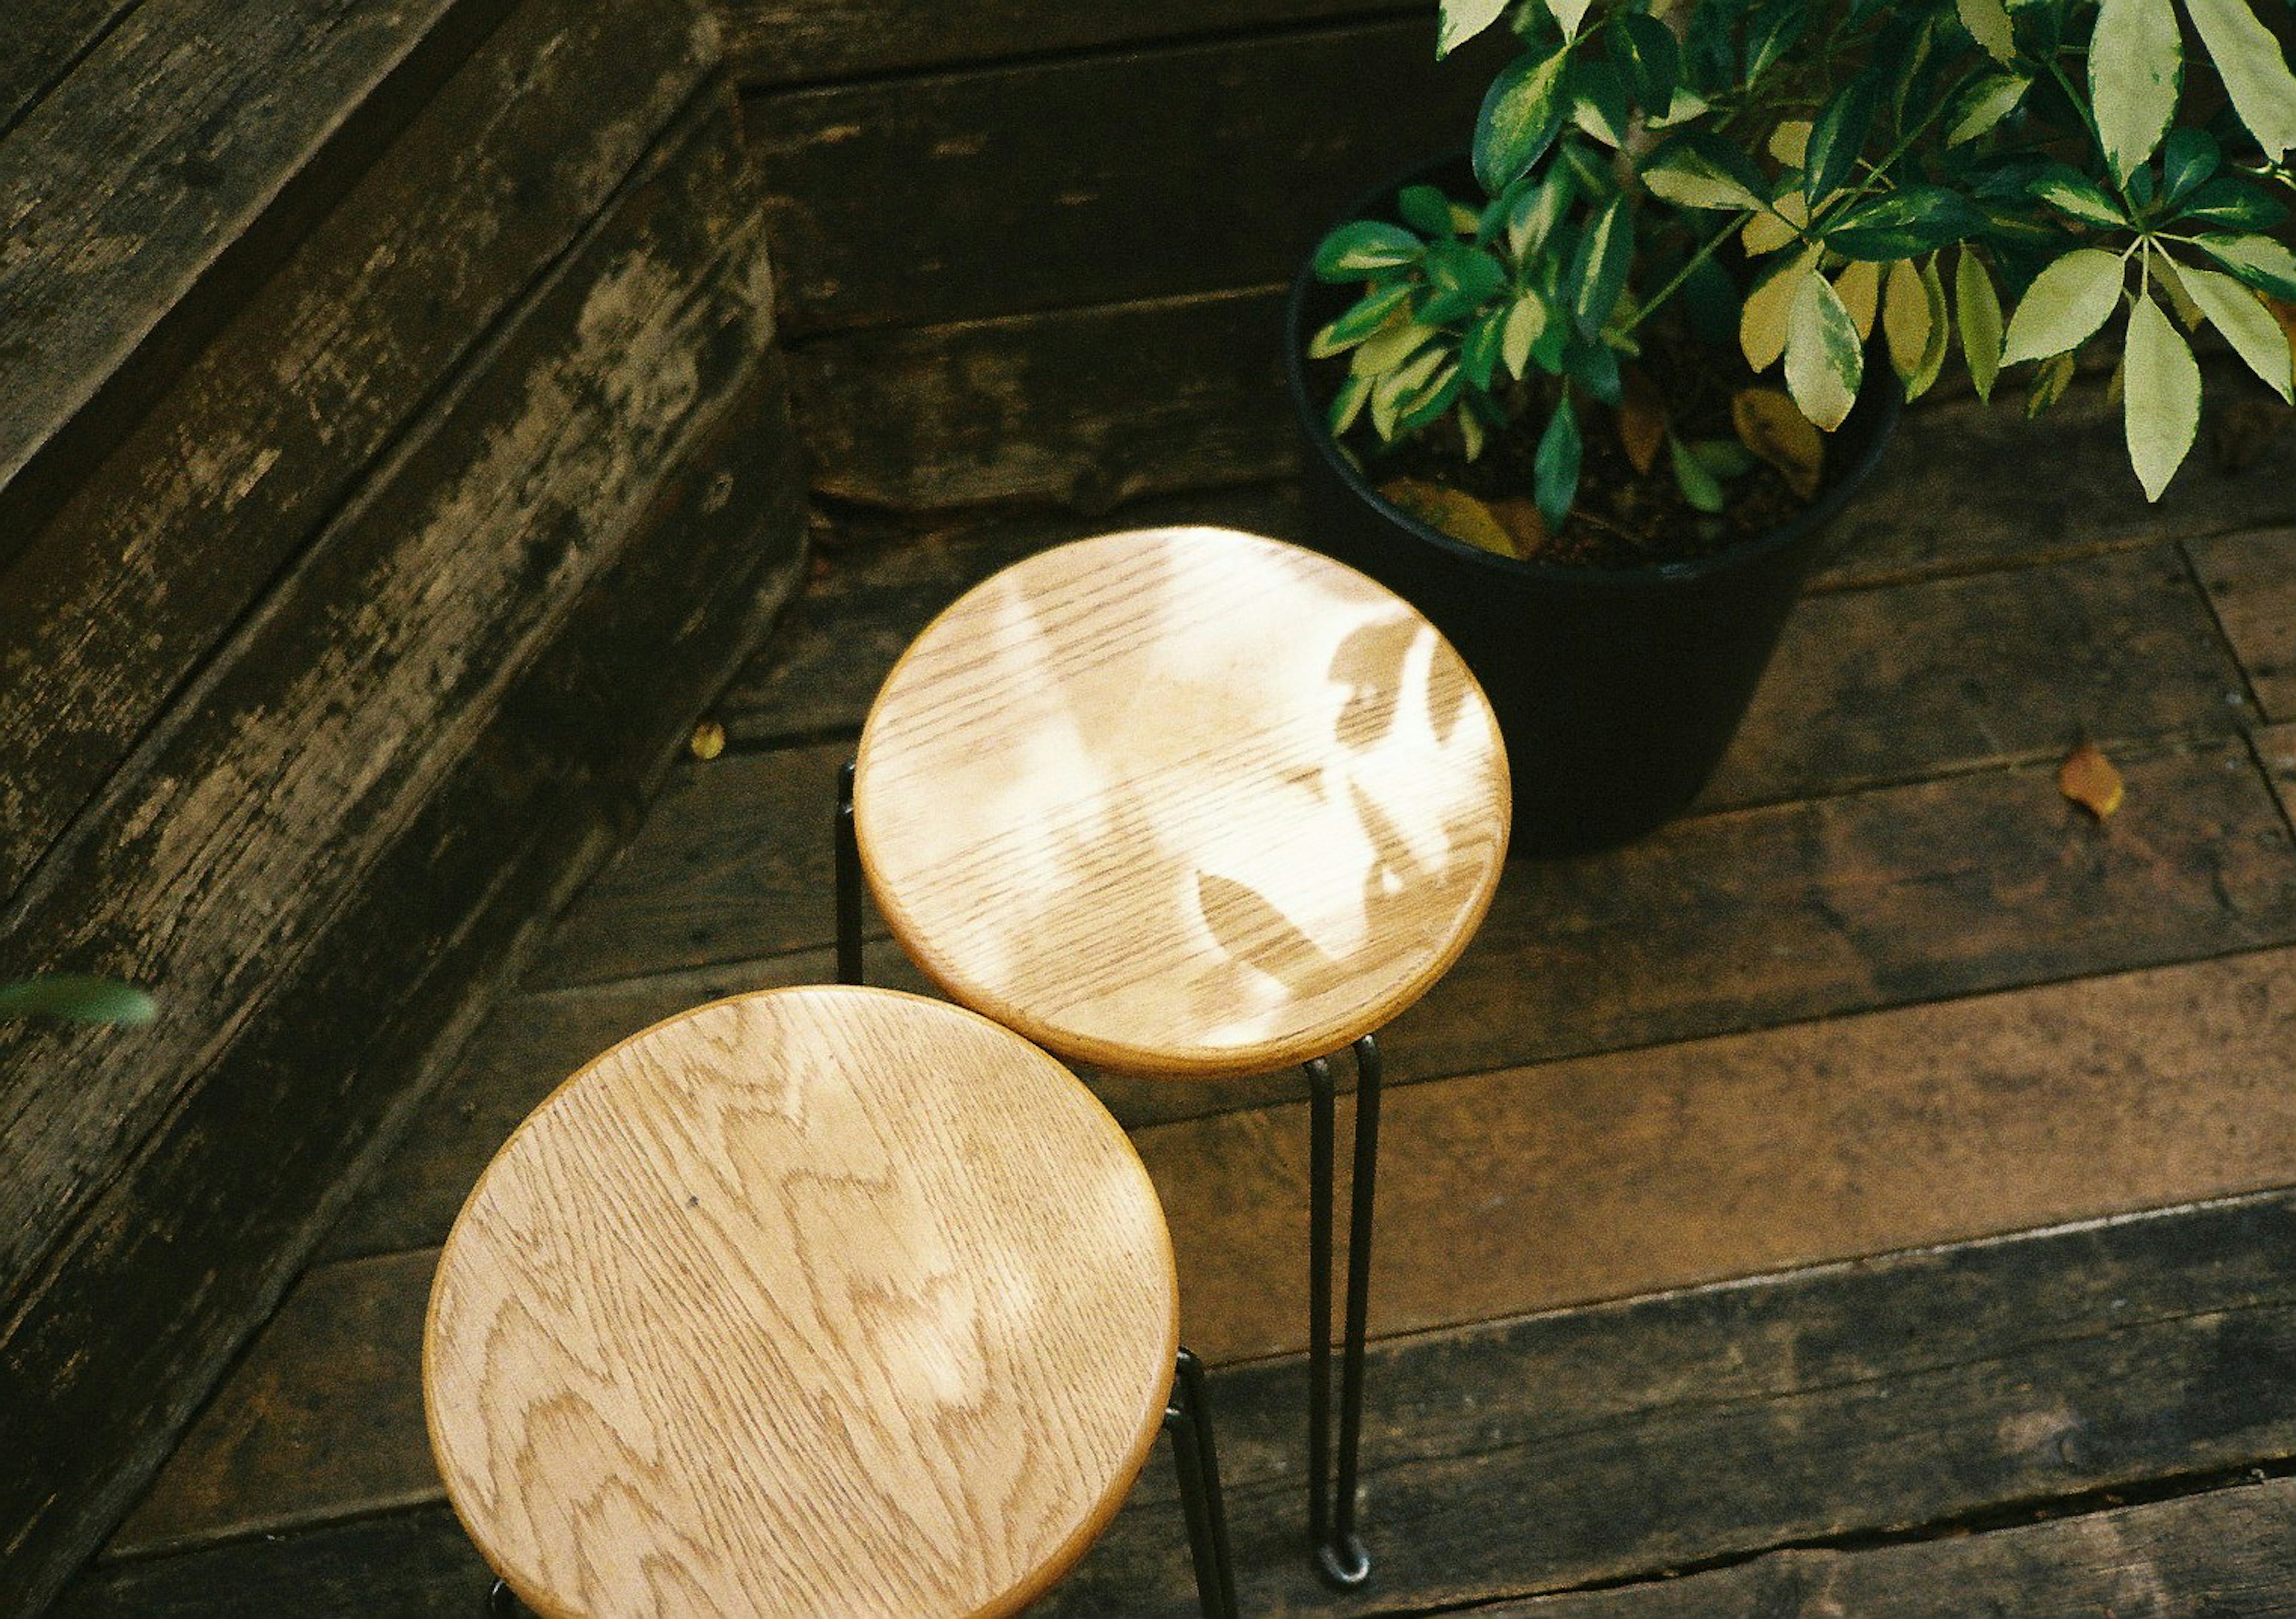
top-left (1304, 1037), bottom-right (1379, 1587)
top-left (835, 758), bottom-right (864, 985)
top-left (487, 1577), bottom-right (526, 1616)
top-left (1166, 1347), bottom-right (1239, 1619)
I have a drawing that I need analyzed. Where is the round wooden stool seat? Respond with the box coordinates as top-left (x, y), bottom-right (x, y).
top-left (854, 525), bottom-right (1510, 1079)
top-left (424, 986), bottom-right (1180, 1619)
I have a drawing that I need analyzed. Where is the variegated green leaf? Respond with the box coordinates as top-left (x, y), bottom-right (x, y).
top-left (1669, 434), bottom-right (1729, 512)
top-left (2183, 0), bottom-right (2296, 157)
top-left (1948, 72), bottom-right (2030, 144)
top-left (1329, 372), bottom-right (1373, 436)
top-left (2180, 263), bottom-right (2296, 399)
top-left (1439, 0), bottom-right (1512, 58)
top-left (2026, 351), bottom-right (2079, 417)
top-left (1742, 243), bottom-right (1821, 371)
top-left (1785, 270), bottom-right (1865, 430)
top-left (1956, 246), bottom-right (2005, 401)
top-left (1474, 45), bottom-right (1573, 194)
top-left (1314, 221), bottom-right (1425, 279)
top-left (1351, 317), bottom-right (1440, 378)
top-left (1909, 255), bottom-right (1952, 400)
top-left (2193, 232), bottom-right (2296, 298)
top-left (2122, 291), bottom-right (2200, 499)
top-left (1503, 292), bottom-right (1552, 378)
top-left (2032, 170), bottom-right (2129, 228)
top-left (2000, 248), bottom-right (2128, 363)
top-left (1372, 345), bottom-right (1452, 438)
top-left (1547, 0), bottom-right (1593, 40)
top-left (1883, 258), bottom-right (1934, 384)
top-left (1641, 149), bottom-right (1766, 212)
top-left (2091, 0), bottom-right (2183, 183)
top-left (1310, 285), bottom-right (1416, 357)
top-left (1957, 0), bottom-right (2017, 63)
top-left (1570, 194), bottom-right (1634, 334)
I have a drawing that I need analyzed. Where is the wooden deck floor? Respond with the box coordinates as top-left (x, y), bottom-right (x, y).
top-left (51, 372), bottom-right (2296, 1617)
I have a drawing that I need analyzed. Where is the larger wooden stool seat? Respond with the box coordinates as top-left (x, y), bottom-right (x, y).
top-left (424, 985), bottom-right (1236, 1619)
top-left (837, 526), bottom-right (1509, 1584)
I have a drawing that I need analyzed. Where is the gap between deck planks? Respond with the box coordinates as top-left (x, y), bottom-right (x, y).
top-left (111, 940), bottom-right (2296, 1557)
top-left (78, 1190), bottom-right (2296, 1615)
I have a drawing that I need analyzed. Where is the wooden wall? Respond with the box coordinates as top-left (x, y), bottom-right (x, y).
top-left (0, 1), bottom-right (805, 1611)
top-left (725, 1), bottom-right (1514, 514)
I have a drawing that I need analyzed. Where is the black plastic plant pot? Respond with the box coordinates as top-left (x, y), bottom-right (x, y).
top-left (1284, 161), bottom-right (1902, 859)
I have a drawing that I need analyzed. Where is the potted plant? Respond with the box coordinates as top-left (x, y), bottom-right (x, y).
top-left (1287, 0), bottom-right (2296, 855)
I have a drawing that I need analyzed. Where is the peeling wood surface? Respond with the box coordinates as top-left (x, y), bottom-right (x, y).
top-left (0, 0), bottom-right (719, 894)
top-left (0, 0), bottom-right (139, 134)
top-left (741, 19), bottom-right (1505, 337)
top-left (2261, 723), bottom-right (2296, 827)
top-left (787, 286), bottom-right (1296, 511)
top-left (2191, 525), bottom-right (2296, 723)
top-left (0, 97), bottom-right (773, 1306)
top-left (0, 77), bottom-right (803, 1614)
top-left (722, 0), bottom-right (1423, 88)
top-left (0, 0), bottom-right (524, 558)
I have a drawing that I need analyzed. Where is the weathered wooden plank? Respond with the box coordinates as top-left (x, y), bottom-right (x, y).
top-left (2191, 526), bottom-right (2296, 723)
top-left (315, 939), bottom-right (930, 1263)
top-left (1040, 1234), bottom-right (2296, 1614)
top-left (505, 723), bottom-right (2296, 1085)
top-left (1702, 543), bottom-right (2247, 809)
top-left (722, 0), bottom-right (1419, 88)
top-left (526, 742), bottom-right (850, 986)
top-left (120, 946), bottom-right (2296, 1554)
top-left (0, 0), bottom-right (719, 892)
top-left (4, 344), bottom-right (804, 1619)
top-left (718, 483), bottom-right (1309, 747)
top-left (788, 285), bottom-right (1296, 511)
top-left (0, 0), bottom-right (139, 135)
top-left (0, 0), bottom-right (525, 562)
top-left (793, 288), bottom-right (2292, 521)
top-left (0, 96), bottom-right (793, 1615)
top-left (1824, 365), bottom-right (2294, 586)
top-left (1461, 1481), bottom-right (2296, 1618)
top-left (2261, 723), bottom-right (2296, 826)
top-left (57, 1192), bottom-right (2296, 1616)
top-left (1151, 945), bottom-right (2296, 1360)
top-left (1391, 735), bottom-right (2296, 1085)
top-left (741, 18), bottom-right (1505, 337)
top-left (0, 96), bottom-right (772, 1300)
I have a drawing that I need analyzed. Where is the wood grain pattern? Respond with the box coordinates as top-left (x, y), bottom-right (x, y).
top-left (2260, 723), bottom-right (2296, 827)
top-left (2191, 525), bottom-right (2296, 723)
top-left (64, 1191), bottom-right (2296, 1618)
top-left (0, 0), bottom-right (138, 133)
top-left (787, 286), bottom-right (1296, 512)
top-left (119, 939), bottom-right (2296, 1556)
top-left (4, 349), bottom-right (804, 1619)
top-left (1465, 1481), bottom-right (2296, 1618)
top-left (425, 987), bottom-right (1178, 1619)
top-left (0, 98), bottom-right (774, 1298)
top-left (855, 526), bottom-right (1510, 1077)
top-left (740, 18), bottom-right (1507, 337)
top-left (0, 0), bottom-right (718, 890)
top-left (721, 0), bottom-right (1421, 88)
top-left (719, 485), bottom-right (1311, 749)
top-left (0, 0), bottom-right (521, 561)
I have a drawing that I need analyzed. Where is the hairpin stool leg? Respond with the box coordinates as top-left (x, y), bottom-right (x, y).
top-left (1305, 1033), bottom-right (1381, 1587)
top-left (1167, 1347), bottom-right (1240, 1619)
top-left (487, 1578), bottom-right (525, 1616)
top-left (835, 758), bottom-right (864, 986)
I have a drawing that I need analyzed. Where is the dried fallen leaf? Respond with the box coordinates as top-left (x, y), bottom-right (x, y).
top-left (1488, 496), bottom-right (1550, 558)
top-left (689, 719), bottom-right (727, 760)
top-left (1619, 366), bottom-right (1668, 475)
top-left (1378, 478), bottom-right (1520, 559)
top-left (1730, 387), bottom-right (1825, 499)
top-left (2058, 741), bottom-right (2123, 820)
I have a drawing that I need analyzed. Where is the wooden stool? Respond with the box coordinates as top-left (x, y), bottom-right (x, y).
top-left (425, 985), bottom-right (1238, 1619)
top-left (836, 525), bottom-right (1509, 1584)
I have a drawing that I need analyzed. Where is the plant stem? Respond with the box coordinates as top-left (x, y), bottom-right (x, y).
top-left (1621, 208), bottom-right (1754, 335)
